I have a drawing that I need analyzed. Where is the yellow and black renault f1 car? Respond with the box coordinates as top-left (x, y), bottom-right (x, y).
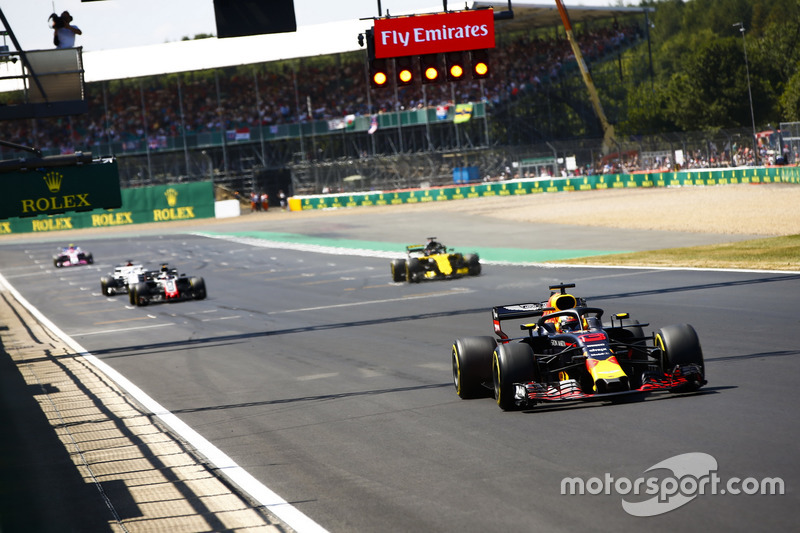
top-left (451, 283), bottom-right (706, 410)
top-left (390, 238), bottom-right (480, 283)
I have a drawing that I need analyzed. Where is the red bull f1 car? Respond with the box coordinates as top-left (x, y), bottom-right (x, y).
top-left (128, 264), bottom-right (207, 306)
top-left (451, 283), bottom-right (706, 410)
top-left (53, 245), bottom-right (93, 268)
top-left (391, 238), bottom-right (480, 283)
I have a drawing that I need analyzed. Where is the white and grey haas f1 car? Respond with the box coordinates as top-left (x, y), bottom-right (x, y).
top-left (452, 283), bottom-right (706, 411)
top-left (128, 264), bottom-right (207, 306)
top-left (100, 262), bottom-right (146, 296)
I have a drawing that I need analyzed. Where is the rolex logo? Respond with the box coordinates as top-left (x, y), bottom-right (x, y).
top-left (43, 171), bottom-right (63, 193)
top-left (164, 188), bottom-right (179, 207)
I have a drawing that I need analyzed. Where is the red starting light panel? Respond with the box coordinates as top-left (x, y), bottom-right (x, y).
top-left (373, 9), bottom-right (495, 59)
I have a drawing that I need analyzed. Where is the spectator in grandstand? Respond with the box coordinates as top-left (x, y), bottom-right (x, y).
top-left (0, 21), bottom-right (643, 158)
top-left (51, 11), bottom-right (82, 49)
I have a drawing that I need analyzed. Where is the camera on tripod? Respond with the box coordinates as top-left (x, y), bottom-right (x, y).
top-left (48, 13), bottom-right (65, 30)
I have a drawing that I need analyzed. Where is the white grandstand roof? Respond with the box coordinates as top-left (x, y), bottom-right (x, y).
top-left (82, 18), bottom-right (368, 83)
top-left (78, 2), bottom-right (652, 83)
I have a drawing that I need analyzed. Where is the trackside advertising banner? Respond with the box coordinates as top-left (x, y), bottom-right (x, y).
top-left (288, 167), bottom-right (796, 211)
top-left (373, 9), bottom-right (495, 58)
top-left (0, 181), bottom-right (214, 235)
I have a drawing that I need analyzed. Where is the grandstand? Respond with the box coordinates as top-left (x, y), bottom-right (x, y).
top-left (0, 2), bottom-right (655, 202)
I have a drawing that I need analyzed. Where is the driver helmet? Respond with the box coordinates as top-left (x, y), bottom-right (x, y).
top-left (558, 315), bottom-right (580, 332)
top-left (425, 237), bottom-right (442, 252)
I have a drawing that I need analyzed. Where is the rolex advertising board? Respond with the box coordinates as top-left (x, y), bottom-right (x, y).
top-left (1, 157), bottom-right (121, 219)
top-left (0, 181), bottom-right (215, 235)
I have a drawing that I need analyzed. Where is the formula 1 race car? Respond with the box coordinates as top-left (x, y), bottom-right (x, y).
top-left (100, 262), bottom-right (146, 296)
top-left (391, 238), bottom-right (480, 283)
top-left (128, 264), bottom-right (207, 306)
top-left (53, 244), bottom-right (93, 268)
top-left (451, 283), bottom-right (706, 410)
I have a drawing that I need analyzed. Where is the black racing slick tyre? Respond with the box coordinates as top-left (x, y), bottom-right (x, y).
top-left (190, 277), bottom-right (207, 300)
top-left (492, 343), bottom-right (536, 411)
top-left (656, 324), bottom-right (705, 391)
top-left (100, 276), bottom-right (113, 297)
top-left (464, 253), bottom-right (481, 276)
top-left (132, 282), bottom-right (150, 306)
top-left (391, 259), bottom-right (406, 282)
top-left (452, 336), bottom-right (496, 399)
top-left (406, 258), bottom-right (422, 283)
top-left (656, 324), bottom-right (704, 372)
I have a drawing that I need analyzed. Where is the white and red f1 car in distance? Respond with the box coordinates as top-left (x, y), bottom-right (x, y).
top-left (128, 264), bottom-right (207, 306)
top-left (100, 262), bottom-right (147, 296)
top-left (53, 244), bottom-right (93, 268)
top-left (452, 283), bottom-right (706, 410)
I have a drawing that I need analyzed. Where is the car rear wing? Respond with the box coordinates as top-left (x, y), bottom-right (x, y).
top-left (492, 303), bottom-right (551, 339)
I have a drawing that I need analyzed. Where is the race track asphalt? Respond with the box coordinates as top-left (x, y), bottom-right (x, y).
top-left (1, 208), bottom-right (797, 532)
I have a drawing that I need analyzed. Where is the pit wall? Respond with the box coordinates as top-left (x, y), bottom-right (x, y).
top-left (288, 166), bottom-right (799, 211)
top-left (0, 181), bottom-right (214, 235)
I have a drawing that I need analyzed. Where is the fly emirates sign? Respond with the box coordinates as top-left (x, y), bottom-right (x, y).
top-left (373, 9), bottom-right (495, 58)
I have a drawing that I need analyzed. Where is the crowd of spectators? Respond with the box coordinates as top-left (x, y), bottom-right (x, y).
top-left (0, 21), bottom-right (642, 156)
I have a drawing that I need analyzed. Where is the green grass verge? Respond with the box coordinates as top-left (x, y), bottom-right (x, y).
top-left (554, 235), bottom-right (800, 271)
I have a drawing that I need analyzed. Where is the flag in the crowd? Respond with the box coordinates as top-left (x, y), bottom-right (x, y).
top-left (436, 105), bottom-right (449, 120)
top-left (368, 115), bottom-right (378, 135)
top-left (328, 118), bottom-right (346, 130)
top-left (345, 114), bottom-right (356, 129)
top-left (454, 103), bottom-right (473, 124)
top-left (227, 128), bottom-right (251, 141)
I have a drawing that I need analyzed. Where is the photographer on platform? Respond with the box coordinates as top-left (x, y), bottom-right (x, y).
top-left (49, 11), bottom-right (81, 49)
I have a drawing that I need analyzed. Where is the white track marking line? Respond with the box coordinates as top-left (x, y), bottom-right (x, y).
top-left (267, 287), bottom-right (473, 315)
top-left (297, 373), bottom-right (339, 381)
top-left (201, 315), bottom-right (241, 322)
top-left (68, 323), bottom-right (175, 336)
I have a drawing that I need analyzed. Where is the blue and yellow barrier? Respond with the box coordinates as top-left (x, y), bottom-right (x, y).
top-left (289, 166), bottom-right (797, 211)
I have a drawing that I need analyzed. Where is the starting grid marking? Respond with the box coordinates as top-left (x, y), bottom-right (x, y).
top-left (192, 232), bottom-right (563, 268)
top-left (268, 287), bottom-right (473, 315)
top-left (193, 233), bottom-right (401, 260)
